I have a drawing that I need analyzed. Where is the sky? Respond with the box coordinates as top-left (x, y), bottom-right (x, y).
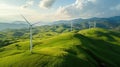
top-left (0, 0), bottom-right (120, 23)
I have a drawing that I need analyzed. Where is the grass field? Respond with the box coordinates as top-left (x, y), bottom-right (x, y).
top-left (0, 28), bottom-right (120, 67)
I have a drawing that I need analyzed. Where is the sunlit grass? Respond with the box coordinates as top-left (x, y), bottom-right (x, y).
top-left (0, 28), bottom-right (120, 67)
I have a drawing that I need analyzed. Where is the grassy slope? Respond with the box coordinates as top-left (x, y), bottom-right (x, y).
top-left (0, 28), bottom-right (120, 67)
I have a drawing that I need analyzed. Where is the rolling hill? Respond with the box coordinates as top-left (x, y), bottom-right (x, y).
top-left (0, 28), bottom-right (120, 67)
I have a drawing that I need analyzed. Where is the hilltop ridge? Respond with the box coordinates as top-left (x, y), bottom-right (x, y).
top-left (0, 28), bottom-right (120, 67)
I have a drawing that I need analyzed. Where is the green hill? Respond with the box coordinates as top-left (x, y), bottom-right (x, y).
top-left (0, 28), bottom-right (120, 67)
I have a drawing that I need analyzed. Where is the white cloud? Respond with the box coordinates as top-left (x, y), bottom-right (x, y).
top-left (1, 0), bottom-right (120, 23)
top-left (0, 3), bottom-right (57, 22)
top-left (39, 0), bottom-right (56, 9)
top-left (56, 0), bottom-right (120, 19)
top-left (21, 0), bottom-right (34, 8)
top-left (0, 3), bottom-right (42, 22)
top-left (0, 4), bottom-right (18, 15)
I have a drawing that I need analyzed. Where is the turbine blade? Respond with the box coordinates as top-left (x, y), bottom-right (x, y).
top-left (20, 14), bottom-right (31, 25)
top-left (32, 22), bottom-right (40, 26)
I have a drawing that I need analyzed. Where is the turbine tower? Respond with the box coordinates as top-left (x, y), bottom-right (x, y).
top-left (20, 14), bottom-right (40, 53)
top-left (71, 21), bottom-right (73, 31)
top-left (88, 21), bottom-right (91, 29)
top-left (94, 21), bottom-right (96, 28)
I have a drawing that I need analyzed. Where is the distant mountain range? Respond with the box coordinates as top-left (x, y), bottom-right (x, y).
top-left (52, 16), bottom-right (120, 30)
top-left (0, 21), bottom-right (52, 31)
top-left (0, 16), bottom-right (120, 31)
top-left (54, 16), bottom-right (120, 24)
top-left (0, 23), bottom-right (28, 31)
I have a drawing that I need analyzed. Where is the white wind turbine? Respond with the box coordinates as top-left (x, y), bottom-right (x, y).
top-left (94, 21), bottom-right (96, 28)
top-left (71, 21), bottom-right (73, 31)
top-left (20, 14), bottom-right (40, 53)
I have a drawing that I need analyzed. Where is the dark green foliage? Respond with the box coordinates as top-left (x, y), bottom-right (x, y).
top-left (0, 39), bottom-right (16, 47)
top-left (13, 31), bottom-right (24, 37)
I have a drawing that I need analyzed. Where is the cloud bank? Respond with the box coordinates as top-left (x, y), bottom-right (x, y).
top-left (56, 0), bottom-right (120, 19)
top-left (1, 0), bottom-right (120, 22)
top-left (0, 3), bottom-right (42, 22)
top-left (21, 0), bottom-right (34, 8)
top-left (39, 0), bottom-right (56, 9)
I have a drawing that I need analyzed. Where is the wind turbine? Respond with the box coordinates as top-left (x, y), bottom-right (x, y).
top-left (94, 21), bottom-right (96, 28)
top-left (70, 21), bottom-right (73, 31)
top-left (88, 21), bottom-right (91, 29)
top-left (20, 14), bottom-right (40, 53)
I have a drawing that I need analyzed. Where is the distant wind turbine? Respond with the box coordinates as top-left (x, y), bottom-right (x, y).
top-left (94, 21), bottom-right (96, 28)
top-left (71, 21), bottom-right (73, 31)
top-left (20, 14), bottom-right (40, 53)
top-left (88, 21), bottom-right (91, 29)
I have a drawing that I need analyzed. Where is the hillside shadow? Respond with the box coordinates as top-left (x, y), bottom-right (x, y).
top-left (95, 31), bottom-right (116, 41)
top-left (74, 33), bottom-right (120, 67)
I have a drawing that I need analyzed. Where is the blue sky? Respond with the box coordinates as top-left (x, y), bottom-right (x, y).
top-left (0, 0), bottom-right (120, 23)
top-left (0, 0), bottom-right (74, 6)
top-left (0, 0), bottom-right (75, 8)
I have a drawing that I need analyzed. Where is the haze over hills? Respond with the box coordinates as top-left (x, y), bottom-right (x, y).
top-left (0, 28), bottom-right (120, 67)
top-left (0, 16), bottom-right (120, 31)
top-left (53, 16), bottom-right (120, 30)
top-left (0, 23), bottom-right (28, 31)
